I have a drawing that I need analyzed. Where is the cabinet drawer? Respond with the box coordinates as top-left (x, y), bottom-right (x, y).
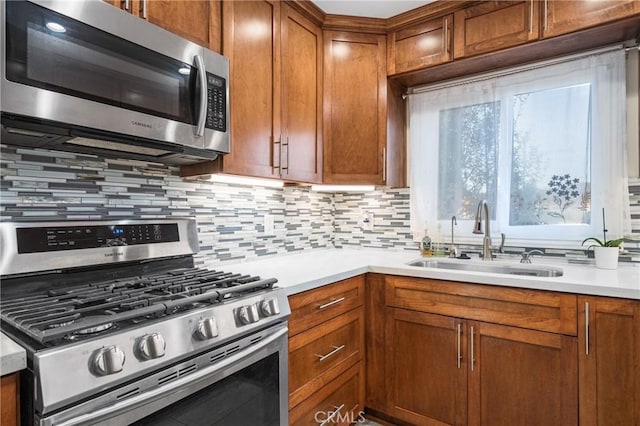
top-left (289, 308), bottom-right (364, 409)
top-left (386, 276), bottom-right (577, 335)
top-left (289, 362), bottom-right (364, 426)
top-left (288, 275), bottom-right (364, 337)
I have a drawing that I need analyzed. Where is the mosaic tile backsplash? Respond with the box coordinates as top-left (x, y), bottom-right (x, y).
top-left (1, 145), bottom-right (639, 266)
top-left (0, 146), bottom-right (333, 268)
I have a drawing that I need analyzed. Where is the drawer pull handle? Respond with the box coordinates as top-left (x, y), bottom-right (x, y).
top-left (316, 345), bottom-right (345, 362)
top-left (319, 404), bottom-right (345, 426)
top-left (318, 297), bottom-right (345, 310)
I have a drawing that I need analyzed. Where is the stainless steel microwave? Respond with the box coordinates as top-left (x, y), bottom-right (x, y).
top-left (1, 0), bottom-right (230, 165)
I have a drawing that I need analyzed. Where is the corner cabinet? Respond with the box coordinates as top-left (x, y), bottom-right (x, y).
top-left (323, 31), bottom-right (405, 186)
top-left (103, 0), bottom-right (220, 52)
top-left (578, 296), bottom-right (640, 425)
top-left (219, 1), bottom-right (322, 183)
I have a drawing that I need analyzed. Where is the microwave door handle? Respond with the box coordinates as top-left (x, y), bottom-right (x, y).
top-left (194, 54), bottom-right (208, 137)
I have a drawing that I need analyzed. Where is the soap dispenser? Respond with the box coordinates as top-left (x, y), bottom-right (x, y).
top-left (420, 228), bottom-right (433, 257)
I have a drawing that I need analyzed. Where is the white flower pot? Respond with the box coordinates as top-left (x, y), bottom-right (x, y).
top-left (593, 246), bottom-right (619, 270)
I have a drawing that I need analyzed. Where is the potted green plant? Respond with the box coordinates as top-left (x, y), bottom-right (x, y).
top-left (582, 209), bottom-right (623, 269)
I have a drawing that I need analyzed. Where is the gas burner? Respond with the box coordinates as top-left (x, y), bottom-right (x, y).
top-left (75, 322), bottom-right (114, 335)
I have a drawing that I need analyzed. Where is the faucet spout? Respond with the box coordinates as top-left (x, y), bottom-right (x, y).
top-left (449, 216), bottom-right (458, 258)
top-left (473, 200), bottom-right (493, 260)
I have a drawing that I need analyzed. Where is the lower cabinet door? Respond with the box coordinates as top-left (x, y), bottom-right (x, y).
top-left (385, 308), bottom-right (467, 425)
top-left (467, 321), bottom-right (578, 426)
top-left (289, 362), bottom-right (364, 426)
top-left (578, 297), bottom-right (640, 426)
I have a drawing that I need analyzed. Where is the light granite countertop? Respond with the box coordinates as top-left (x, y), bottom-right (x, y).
top-left (223, 248), bottom-right (640, 300)
top-left (1, 332), bottom-right (26, 376)
top-left (2, 247), bottom-right (638, 374)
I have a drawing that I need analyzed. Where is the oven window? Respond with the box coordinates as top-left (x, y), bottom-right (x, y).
top-left (132, 353), bottom-right (281, 426)
top-left (5, 1), bottom-right (195, 124)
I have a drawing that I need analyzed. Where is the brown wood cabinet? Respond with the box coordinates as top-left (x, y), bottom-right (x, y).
top-left (219, 1), bottom-right (323, 183)
top-left (289, 362), bottom-right (365, 426)
top-left (279, 4), bottom-right (323, 183)
top-left (376, 275), bottom-right (579, 425)
top-left (102, 0), bottom-right (221, 52)
top-left (221, 0), bottom-right (281, 180)
top-left (468, 321), bottom-right (577, 426)
top-left (323, 31), bottom-right (405, 186)
top-left (385, 308), bottom-right (467, 425)
top-left (388, 14), bottom-right (453, 75)
top-left (578, 296), bottom-right (640, 425)
top-left (453, 0), bottom-right (540, 59)
top-left (1, 373), bottom-right (19, 426)
top-left (287, 276), bottom-right (365, 420)
top-left (542, 0), bottom-right (640, 39)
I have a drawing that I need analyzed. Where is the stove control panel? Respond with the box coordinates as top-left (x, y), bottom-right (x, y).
top-left (195, 317), bottom-right (219, 340)
top-left (136, 333), bottom-right (166, 361)
top-left (91, 345), bottom-right (126, 376)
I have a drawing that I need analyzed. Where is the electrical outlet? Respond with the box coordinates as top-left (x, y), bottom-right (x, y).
top-left (361, 211), bottom-right (373, 231)
top-left (264, 214), bottom-right (275, 235)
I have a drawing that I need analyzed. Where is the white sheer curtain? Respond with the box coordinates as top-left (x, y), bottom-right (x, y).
top-left (408, 49), bottom-right (630, 247)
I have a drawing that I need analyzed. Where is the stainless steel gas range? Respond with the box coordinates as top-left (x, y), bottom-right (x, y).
top-left (0, 219), bottom-right (290, 426)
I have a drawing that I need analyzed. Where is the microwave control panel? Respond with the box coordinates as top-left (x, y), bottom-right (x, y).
top-left (205, 73), bottom-right (227, 132)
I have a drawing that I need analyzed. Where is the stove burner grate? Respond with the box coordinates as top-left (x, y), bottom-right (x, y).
top-left (0, 267), bottom-right (277, 344)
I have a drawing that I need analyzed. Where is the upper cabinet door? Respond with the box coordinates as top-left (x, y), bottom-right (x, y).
top-left (542, 0), bottom-right (640, 38)
top-left (454, 1), bottom-right (540, 59)
top-left (103, 0), bottom-right (219, 51)
top-left (280, 5), bottom-right (323, 183)
top-left (323, 31), bottom-right (387, 185)
top-left (144, 0), bottom-right (216, 50)
top-left (222, 0), bottom-right (281, 179)
top-left (388, 14), bottom-right (453, 75)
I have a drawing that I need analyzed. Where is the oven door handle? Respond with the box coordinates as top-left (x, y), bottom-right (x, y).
top-left (51, 325), bottom-right (288, 426)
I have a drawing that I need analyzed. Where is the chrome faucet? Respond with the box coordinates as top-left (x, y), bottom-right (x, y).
top-left (449, 216), bottom-right (458, 258)
top-left (473, 200), bottom-right (493, 260)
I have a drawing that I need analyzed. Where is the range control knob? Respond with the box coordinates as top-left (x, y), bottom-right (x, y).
top-left (137, 333), bottom-right (166, 360)
top-left (92, 345), bottom-right (125, 376)
top-left (260, 298), bottom-right (280, 317)
top-left (237, 304), bottom-right (260, 325)
top-left (196, 317), bottom-right (219, 340)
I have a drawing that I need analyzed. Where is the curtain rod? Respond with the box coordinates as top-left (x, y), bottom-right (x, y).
top-left (405, 42), bottom-right (635, 97)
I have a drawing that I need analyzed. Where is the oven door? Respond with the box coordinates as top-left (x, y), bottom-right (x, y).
top-left (42, 324), bottom-right (288, 426)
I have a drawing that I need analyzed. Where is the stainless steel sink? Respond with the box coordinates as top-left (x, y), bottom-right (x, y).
top-left (407, 259), bottom-right (563, 277)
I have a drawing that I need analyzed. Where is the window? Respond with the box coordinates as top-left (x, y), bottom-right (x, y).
top-left (409, 49), bottom-right (630, 247)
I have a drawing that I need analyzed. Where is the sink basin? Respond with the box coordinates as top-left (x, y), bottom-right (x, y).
top-left (407, 259), bottom-right (563, 277)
